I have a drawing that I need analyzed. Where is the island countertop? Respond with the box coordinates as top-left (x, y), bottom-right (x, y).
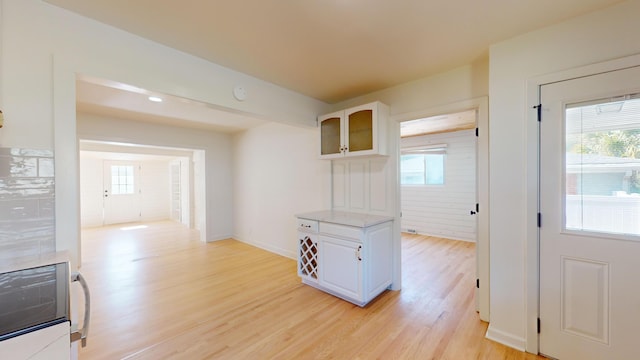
top-left (296, 210), bottom-right (394, 228)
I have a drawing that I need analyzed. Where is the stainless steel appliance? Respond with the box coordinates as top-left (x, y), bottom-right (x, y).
top-left (0, 260), bottom-right (90, 357)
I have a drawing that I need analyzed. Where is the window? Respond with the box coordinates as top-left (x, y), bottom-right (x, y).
top-left (400, 147), bottom-right (445, 185)
top-left (111, 165), bottom-right (135, 195)
top-left (565, 95), bottom-right (640, 236)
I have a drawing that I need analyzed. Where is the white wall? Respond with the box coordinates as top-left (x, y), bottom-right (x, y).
top-left (401, 129), bottom-right (476, 242)
top-left (232, 122), bottom-right (330, 258)
top-left (139, 160), bottom-right (171, 222)
top-left (488, 0), bottom-right (640, 352)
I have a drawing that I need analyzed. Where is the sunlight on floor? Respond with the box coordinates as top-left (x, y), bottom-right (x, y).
top-left (120, 224), bottom-right (148, 231)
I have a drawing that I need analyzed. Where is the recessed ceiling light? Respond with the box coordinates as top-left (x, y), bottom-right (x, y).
top-left (148, 96), bottom-right (163, 102)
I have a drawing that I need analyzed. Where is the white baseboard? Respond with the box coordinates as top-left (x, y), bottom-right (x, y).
top-left (485, 324), bottom-right (527, 352)
top-left (401, 230), bottom-right (476, 243)
top-left (206, 234), bottom-right (233, 242)
top-left (231, 235), bottom-right (296, 260)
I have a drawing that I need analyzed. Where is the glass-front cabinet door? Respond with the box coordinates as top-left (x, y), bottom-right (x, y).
top-left (318, 101), bottom-right (388, 159)
top-left (346, 108), bottom-right (374, 154)
top-left (319, 112), bottom-right (343, 158)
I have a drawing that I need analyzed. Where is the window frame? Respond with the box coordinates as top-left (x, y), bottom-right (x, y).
top-left (110, 165), bottom-right (136, 195)
top-left (400, 145), bottom-right (446, 186)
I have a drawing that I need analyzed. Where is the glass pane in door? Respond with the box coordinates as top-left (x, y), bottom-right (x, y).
top-left (565, 95), bottom-right (640, 236)
top-left (111, 165), bottom-right (135, 195)
top-left (348, 110), bottom-right (373, 152)
top-left (321, 117), bottom-right (342, 155)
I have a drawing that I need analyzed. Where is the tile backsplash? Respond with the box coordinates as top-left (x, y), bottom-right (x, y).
top-left (0, 148), bottom-right (55, 263)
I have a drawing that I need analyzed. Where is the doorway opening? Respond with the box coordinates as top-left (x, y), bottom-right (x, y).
top-left (400, 109), bottom-right (477, 241)
top-left (394, 97), bottom-right (489, 321)
top-left (79, 140), bottom-right (199, 229)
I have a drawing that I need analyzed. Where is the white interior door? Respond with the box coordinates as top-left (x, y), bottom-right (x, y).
top-left (540, 65), bottom-right (640, 359)
top-left (103, 161), bottom-right (141, 225)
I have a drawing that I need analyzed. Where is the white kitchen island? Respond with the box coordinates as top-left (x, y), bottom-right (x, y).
top-left (296, 210), bottom-right (394, 306)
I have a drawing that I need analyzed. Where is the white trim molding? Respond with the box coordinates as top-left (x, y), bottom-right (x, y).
top-left (486, 324), bottom-right (527, 352)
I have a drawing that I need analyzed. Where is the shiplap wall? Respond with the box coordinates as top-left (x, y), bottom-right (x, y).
top-left (400, 129), bottom-right (476, 241)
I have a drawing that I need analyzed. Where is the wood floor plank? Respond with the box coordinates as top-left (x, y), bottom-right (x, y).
top-left (78, 221), bottom-right (544, 359)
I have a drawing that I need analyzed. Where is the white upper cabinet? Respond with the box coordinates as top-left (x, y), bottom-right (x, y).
top-left (318, 101), bottom-right (389, 159)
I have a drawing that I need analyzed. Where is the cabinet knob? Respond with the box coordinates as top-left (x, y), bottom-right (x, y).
top-left (356, 245), bottom-right (362, 261)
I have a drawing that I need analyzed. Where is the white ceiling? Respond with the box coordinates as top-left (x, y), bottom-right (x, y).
top-left (46, 0), bottom-right (623, 104)
top-left (48, 0), bottom-right (625, 135)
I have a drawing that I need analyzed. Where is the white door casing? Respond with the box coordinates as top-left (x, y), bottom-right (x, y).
top-left (539, 65), bottom-right (640, 359)
top-left (393, 96), bottom-right (489, 322)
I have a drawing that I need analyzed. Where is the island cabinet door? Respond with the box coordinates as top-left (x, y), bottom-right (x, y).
top-left (318, 235), bottom-right (363, 302)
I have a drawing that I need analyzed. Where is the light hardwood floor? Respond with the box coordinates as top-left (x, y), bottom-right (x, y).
top-left (78, 221), bottom-right (544, 359)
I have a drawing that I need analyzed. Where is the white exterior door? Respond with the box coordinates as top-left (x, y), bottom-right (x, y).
top-left (539, 65), bottom-right (640, 359)
top-left (103, 161), bottom-right (141, 225)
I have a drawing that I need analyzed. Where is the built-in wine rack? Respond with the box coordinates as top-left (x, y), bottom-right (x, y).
top-left (299, 235), bottom-right (318, 280)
